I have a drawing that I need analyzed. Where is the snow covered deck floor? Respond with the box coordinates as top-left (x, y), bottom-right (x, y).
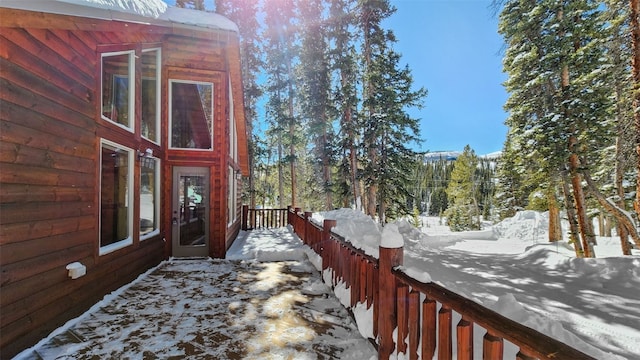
top-left (16, 229), bottom-right (377, 359)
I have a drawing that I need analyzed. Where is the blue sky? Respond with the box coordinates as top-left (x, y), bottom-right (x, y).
top-left (385, 0), bottom-right (508, 155)
top-left (170, 0), bottom-right (508, 156)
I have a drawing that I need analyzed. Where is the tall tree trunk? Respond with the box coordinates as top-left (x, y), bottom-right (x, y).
top-left (615, 125), bottom-right (632, 255)
top-left (349, 141), bottom-right (360, 209)
top-left (287, 63), bottom-right (297, 208)
top-left (562, 170), bottom-right (585, 257)
top-left (322, 119), bottom-right (333, 210)
top-left (278, 136), bottom-right (284, 208)
top-left (569, 150), bottom-right (596, 257)
top-left (630, 0), bottom-right (640, 219)
top-left (548, 185), bottom-right (563, 242)
top-left (366, 150), bottom-right (377, 218)
top-left (559, 6), bottom-right (596, 256)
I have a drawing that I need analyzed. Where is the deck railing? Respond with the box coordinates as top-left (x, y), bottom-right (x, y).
top-left (287, 206), bottom-right (596, 360)
top-left (241, 205), bottom-right (288, 230)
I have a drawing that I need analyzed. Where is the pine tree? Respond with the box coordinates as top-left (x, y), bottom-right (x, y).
top-left (298, 0), bottom-right (334, 210)
top-left (328, 0), bottom-right (361, 209)
top-left (630, 0), bottom-right (640, 220)
top-left (498, 0), bottom-right (620, 256)
top-left (215, 0), bottom-right (264, 208)
top-left (358, 0), bottom-right (426, 223)
top-left (445, 145), bottom-right (481, 231)
top-left (263, 0), bottom-right (300, 207)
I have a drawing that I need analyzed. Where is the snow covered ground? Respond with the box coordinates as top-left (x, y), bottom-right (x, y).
top-left (15, 210), bottom-right (640, 359)
top-left (14, 227), bottom-right (377, 360)
top-left (313, 209), bottom-right (640, 360)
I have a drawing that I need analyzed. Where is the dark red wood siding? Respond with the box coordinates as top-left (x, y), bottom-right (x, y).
top-left (0, 8), bottom-right (247, 358)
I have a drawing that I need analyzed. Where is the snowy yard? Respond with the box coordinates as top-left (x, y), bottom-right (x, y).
top-left (313, 209), bottom-right (640, 360)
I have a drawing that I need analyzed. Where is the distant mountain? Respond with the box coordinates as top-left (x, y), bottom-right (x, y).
top-left (422, 151), bottom-right (502, 163)
top-left (422, 151), bottom-right (461, 162)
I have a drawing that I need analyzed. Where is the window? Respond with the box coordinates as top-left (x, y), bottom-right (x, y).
top-left (228, 166), bottom-right (237, 226)
top-left (169, 80), bottom-right (214, 150)
top-left (100, 140), bottom-right (134, 254)
top-left (228, 76), bottom-right (237, 161)
top-left (141, 49), bottom-right (161, 143)
top-left (101, 51), bottom-right (135, 131)
top-left (140, 156), bottom-right (160, 239)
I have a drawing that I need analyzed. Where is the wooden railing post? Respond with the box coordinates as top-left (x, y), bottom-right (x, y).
top-left (322, 219), bottom-right (336, 272)
top-left (287, 205), bottom-right (292, 225)
top-left (457, 316), bottom-right (473, 360)
top-left (483, 333), bottom-right (504, 360)
top-left (378, 241), bottom-right (403, 359)
top-left (303, 211), bottom-right (312, 245)
top-left (241, 205), bottom-right (249, 230)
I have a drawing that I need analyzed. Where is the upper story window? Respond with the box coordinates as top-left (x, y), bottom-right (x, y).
top-left (169, 80), bottom-right (214, 150)
top-left (141, 49), bottom-right (161, 144)
top-left (101, 51), bottom-right (135, 132)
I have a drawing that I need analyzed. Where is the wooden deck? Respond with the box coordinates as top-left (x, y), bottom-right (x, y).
top-left (14, 257), bottom-right (376, 359)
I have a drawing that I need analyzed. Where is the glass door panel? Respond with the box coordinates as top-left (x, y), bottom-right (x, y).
top-left (172, 167), bottom-right (209, 257)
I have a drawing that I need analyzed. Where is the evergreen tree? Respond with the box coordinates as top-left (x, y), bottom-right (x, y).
top-left (298, 0), bottom-right (334, 210)
top-left (215, 0), bottom-right (264, 208)
top-left (263, 0), bottom-right (300, 207)
top-left (498, 0), bottom-right (618, 256)
top-left (328, 0), bottom-right (362, 209)
top-left (630, 0), bottom-right (640, 220)
top-left (358, 0), bottom-right (426, 223)
top-left (494, 131), bottom-right (528, 219)
top-left (445, 145), bottom-right (481, 231)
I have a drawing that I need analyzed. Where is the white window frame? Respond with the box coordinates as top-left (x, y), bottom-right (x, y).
top-left (168, 79), bottom-right (215, 151)
top-left (228, 76), bottom-right (238, 162)
top-left (99, 139), bottom-right (134, 255)
top-left (101, 50), bottom-right (135, 133)
top-left (227, 166), bottom-right (238, 227)
top-left (140, 156), bottom-right (161, 241)
top-left (141, 48), bottom-right (161, 145)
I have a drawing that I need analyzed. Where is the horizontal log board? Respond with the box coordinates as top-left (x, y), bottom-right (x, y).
top-left (0, 142), bottom-right (95, 174)
top-left (0, 229), bottom-right (94, 265)
top-left (0, 55), bottom-right (94, 118)
top-left (0, 117), bottom-right (95, 161)
top-left (0, 214), bottom-right (96, 245)
top-left (0, 91), bottom-right (95, 143)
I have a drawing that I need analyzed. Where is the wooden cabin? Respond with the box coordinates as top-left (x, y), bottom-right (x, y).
top-left (0, 0), bottom-right (249, 357)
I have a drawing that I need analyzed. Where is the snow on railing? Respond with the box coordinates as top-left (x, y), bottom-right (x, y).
top-left (287, 206), bottom-right (596, 360)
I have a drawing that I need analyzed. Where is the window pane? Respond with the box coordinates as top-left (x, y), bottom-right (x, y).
top-left (170, 81), bottom-right (213, 149)
top-left (102, 53), bottom-right (132, 129)
top-left (142, 50), bottom-right (159, 142)
top-left (140, 157), bottom-right (159, 238)
top-left (100, 144), bottom-right (131, 248)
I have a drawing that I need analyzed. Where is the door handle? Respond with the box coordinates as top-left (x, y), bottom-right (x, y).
top-left (172, 217), bottom-right (178, 225)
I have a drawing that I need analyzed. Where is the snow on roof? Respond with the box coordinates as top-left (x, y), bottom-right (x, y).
top-left (0, 0), bottom-right (238, 33)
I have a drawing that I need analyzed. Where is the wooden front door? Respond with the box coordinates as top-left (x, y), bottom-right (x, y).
top-left (172, 166), bottom-right (209, 257)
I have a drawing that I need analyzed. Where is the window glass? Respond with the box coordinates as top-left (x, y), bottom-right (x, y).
top-left (100, 141), bottom-right (133, 254)
top-left (142, 49), bottom-right (160, 143)
top-left (101, 52), bottom-right (134, 131)
top-left (170, 80), bottom-right (214, 150)
top-left (140, 157), bottom-right (160, 239)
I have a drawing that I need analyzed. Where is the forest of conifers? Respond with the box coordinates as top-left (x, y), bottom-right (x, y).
top-left (176, 0), bottom-right (640, 257)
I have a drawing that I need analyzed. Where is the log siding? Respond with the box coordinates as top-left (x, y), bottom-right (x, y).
top-left (0, 5), bottom-right (247, 357)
